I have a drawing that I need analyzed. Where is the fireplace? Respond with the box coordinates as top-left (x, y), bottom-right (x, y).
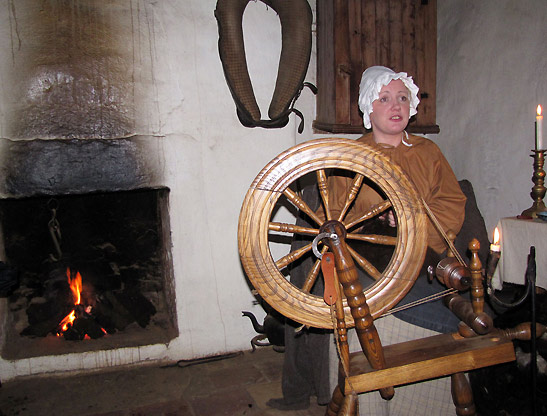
top-left (0, 1), bottom-right (182, 377)
top-left (0, 137), bottom-right (178, 361)
top-left (1, 188), bottom-right (178, 360)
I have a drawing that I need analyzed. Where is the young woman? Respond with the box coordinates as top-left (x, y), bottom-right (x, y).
top-left (328, 65), bottom-right (466, 254)
top-left (333, 66), bottom-right (467, 415)
top-left (270, 66), bottom-right (468, 415)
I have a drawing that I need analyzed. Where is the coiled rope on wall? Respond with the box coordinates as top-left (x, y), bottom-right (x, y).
top-left (214, 0), bottom-right (315, 133)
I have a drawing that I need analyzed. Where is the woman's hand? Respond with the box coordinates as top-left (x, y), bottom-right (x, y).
top-left (379, 210), bottom-right (396, 227)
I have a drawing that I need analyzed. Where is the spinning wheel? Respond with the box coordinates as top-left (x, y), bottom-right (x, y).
top-left (238, 138), bottom-right (544, 416)
top-left (238, 138), bottom-right (428, 329)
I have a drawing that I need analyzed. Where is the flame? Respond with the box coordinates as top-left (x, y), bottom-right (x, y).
top-left (68, 268), bottom-right (82, 305)
top-left (55, 268), bottom-right (107, 338)
top-left (493, 227), bottom-right (500, 245)
top-left (58, 310), bottom-right (76, 332)
top-left (538, 105), bottom-right (543, 117)
top-left (56, 268), bottom-right (83, 336)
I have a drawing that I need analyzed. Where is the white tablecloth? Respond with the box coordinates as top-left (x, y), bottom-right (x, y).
top-left (492, 217), bottom-right (547, 290)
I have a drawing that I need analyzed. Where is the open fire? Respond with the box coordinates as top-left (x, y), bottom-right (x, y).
top-left (57, 269), bottom-right (82, 335)
top-left (1, 189), bottom-right (177, 360)
top-left (56, 268), bottom-right (107, 340)
top-left (13, 253), bottom-right (160, 342)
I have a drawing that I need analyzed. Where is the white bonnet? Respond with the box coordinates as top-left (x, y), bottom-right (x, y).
top-left (358, 66), bottom-right (420, 129)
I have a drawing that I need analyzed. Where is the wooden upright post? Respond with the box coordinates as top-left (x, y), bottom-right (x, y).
top-left (323, 221), bottom-right (394, 400)
top-left (468, 239), bottom-right (485, 315)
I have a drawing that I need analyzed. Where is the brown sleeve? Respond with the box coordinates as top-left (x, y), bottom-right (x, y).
top-left (318, 137), bottom-right (466, 254)
top-left (420, 148), bottom-right (466, 253)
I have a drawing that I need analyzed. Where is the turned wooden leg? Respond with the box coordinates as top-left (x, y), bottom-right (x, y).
top-left (325, 385), bottom-right (344, 416)
top-left (451, 372), bottom-right (476, 416)
top-left (324, 221), bottom-right (394, 400)
top-left (468, 239), bottom-right (485, 315)
top-left (338, 393), bottom-right (358, 416)
top-left (326, 259), bottom-right (358, 416)
top-left (331, 258), bottom-right (351, 374)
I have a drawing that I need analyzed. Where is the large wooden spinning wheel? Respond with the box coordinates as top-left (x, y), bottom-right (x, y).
top-left (238, 138), bottom-right (428, 329)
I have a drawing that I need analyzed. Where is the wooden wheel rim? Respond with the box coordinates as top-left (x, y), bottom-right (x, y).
top-left (238, 138), bottom-right (428, 329)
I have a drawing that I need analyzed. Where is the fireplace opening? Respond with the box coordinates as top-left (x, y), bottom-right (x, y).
top-left (0, 188), bottom-right (178, 360)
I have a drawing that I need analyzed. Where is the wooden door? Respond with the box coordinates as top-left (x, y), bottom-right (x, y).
top-left (313, 0), bottom-right (438, 134)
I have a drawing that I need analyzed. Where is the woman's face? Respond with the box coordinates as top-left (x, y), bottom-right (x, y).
top-left (369, 79), bottom-right (411, 137)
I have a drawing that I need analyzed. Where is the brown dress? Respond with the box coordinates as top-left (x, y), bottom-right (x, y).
top-left (323, 132), bottom-right (467, 253)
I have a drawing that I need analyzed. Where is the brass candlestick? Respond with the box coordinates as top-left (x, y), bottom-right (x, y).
top-left (521, 149), bottom-right (546, 218)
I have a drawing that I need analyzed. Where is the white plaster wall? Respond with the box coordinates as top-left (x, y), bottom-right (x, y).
top-left (436, 0), bottom-right (547, 236)
top-left (0, 0), bottom-right (317, 380)
top-left (154, 0), bottom-right (317, 357)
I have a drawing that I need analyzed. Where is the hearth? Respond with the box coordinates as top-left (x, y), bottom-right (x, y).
top-left (0, 134), bottom-right (178, 362)
top-left (0, 187), bottom-right (178, 360)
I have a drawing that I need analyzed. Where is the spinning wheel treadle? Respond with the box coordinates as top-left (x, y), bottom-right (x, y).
top-left (238, 138), bottom-right (428, 329)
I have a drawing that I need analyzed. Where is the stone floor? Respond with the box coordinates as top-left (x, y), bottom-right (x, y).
top-left (0, 347), bottom-right (325, 416)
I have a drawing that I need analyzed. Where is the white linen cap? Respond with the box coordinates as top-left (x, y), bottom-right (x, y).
top-left (358, 66), bottom-right (420, 129)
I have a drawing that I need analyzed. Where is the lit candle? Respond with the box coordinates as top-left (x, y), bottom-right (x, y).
top-left (490, 227), bottom-right (500, 252)
top-left (537, 105), bottom-right (543, 150)
top-left (487, 227), bottom-right (501, 281)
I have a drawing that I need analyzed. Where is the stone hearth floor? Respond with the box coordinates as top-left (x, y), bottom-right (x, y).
top-left (0, 346), bottom-right (325, 416)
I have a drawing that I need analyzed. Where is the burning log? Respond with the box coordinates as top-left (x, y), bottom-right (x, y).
top-left (113, 287), bottom-right (156, 328)
top-left (26, 298), bottom-right (70, 326)
top-left (64, 315), bottom-right (106, 340)
top-left (21, 313), bottom-right (66, 337)
top-left (18, 254), bottom-right (159, 341)
top-left (91, 301), bottom-right (121, 334)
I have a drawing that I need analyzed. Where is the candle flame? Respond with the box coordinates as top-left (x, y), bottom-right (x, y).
top-left (493, 227), bottom-right (500, 245)
top-left (538, 105), bottom-right (543, 117)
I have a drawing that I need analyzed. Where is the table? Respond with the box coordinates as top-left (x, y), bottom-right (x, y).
top-left (492, 217), bottom-right (547, 290)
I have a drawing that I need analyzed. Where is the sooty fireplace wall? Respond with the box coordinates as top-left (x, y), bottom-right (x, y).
top-left (0, 138), bottom-right (178, 360)
top-left (0, 1), bottom-right (180, 371)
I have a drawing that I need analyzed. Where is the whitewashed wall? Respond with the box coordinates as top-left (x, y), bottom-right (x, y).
top-left (436, 0), bottom-right (547, 236)
top-left (150, 0), bottom-right (317, 357)
top-left (0, 0), bottom-right (317, 379)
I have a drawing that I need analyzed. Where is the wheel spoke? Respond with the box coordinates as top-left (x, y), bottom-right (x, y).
top-left (345, 200), bottom-right (392, 230)
top-left (347, 245), bottom-right (382, 280)
top-left (337, 173), bottom-right (364, 222)
top-left (283, 187), bottom-right (324, 226)
top-left (301, 246), bottom-right (328, 293)
top-left (269, 221), bottom-right (319, 237)
top-left (275, 242), bottom-right (313, 270)
top-left (347, 232), bottom-right (397, 246)
top-left (316, 169), bottom-right (332, 221)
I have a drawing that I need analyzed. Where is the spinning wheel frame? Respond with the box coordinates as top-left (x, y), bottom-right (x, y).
top-left (238, 138), bottom-right (428, 329)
